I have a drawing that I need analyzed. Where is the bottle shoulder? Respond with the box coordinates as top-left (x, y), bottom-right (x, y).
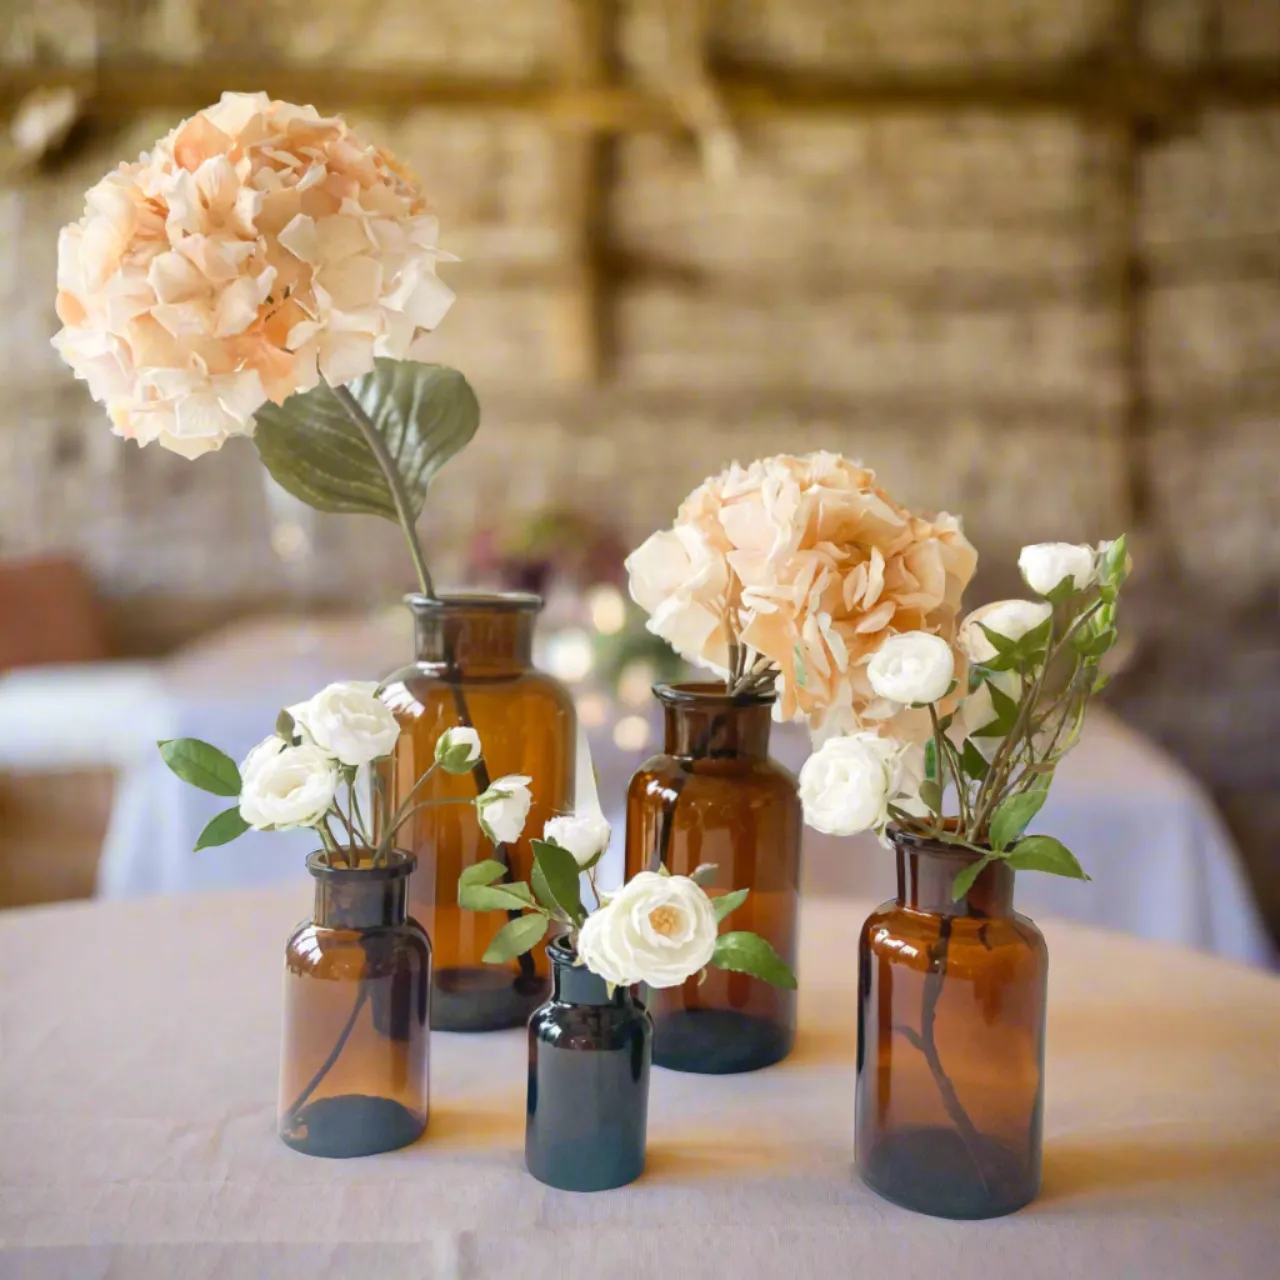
top-left (530, 999), bottom-right (652, 1050)
top-left (861, 903), bottom-right (1047, 961)
top-left (628, 754), bottom-right (800, 803)
top-left (381, 665), bottom-right (574, 719)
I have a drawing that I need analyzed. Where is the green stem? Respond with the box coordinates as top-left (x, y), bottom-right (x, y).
top-left (327, 379), bottom-right (435, 599)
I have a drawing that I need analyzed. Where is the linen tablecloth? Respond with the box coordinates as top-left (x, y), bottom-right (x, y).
top-left (2, 886), bottom-right (1278, 1278)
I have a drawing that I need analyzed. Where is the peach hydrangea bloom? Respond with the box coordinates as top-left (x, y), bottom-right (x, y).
top-left (627, 452), bottom-right (977, 741)
top-left (52, 92), bottom-right (455, 459)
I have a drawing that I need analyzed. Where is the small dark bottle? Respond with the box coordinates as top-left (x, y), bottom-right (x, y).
top-left (279, 850), bottom-right (431, 1158)
top-left (624, 683), bottom-right (801, 1073)
top-left (525, 940), bottom-right (653, 1192)
top-left (856, 829), bottom-right (1048, 1218)
top-left (380, 593), bottom-right (575, 1032)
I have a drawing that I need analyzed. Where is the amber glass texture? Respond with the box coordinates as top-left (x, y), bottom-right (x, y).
top-left (526, 940), bottom-right (653, 1192)
top-left (624, 683), bottom-right (801, 1073)
top-left (856, 829), bottom-right (1048, 1218)
top-left (279, 850), bottom-right (431, 1158)
top-left (380, 593), bottom-right (575, 1031)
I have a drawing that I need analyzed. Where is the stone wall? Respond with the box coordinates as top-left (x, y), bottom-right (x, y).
top-left (1, 0), bottom-right (1278, 930)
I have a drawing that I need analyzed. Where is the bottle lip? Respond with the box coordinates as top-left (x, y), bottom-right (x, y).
top-left (888, 824), bottom-right (991, 862)
top-left (654, 680), bottom-right (776, 709)
top-left (305, 848), bottom-right (418, 882)
top-left (547, 937), bottom-right (579, 967)
top-left (404, 590), bottom-right (544, 614)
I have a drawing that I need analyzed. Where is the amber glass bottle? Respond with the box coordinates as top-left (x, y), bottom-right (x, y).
top-left (624, 683), bottom-right (801, 1073)
top-left (856, 828), bottom-right (1048, 1218)
top-left (279, 850), bottom-right (431, 1159)
top-left (380, 593), bottom-right (575, 1031)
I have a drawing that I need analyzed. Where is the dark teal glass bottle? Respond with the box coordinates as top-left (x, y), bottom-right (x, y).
top-left (525, 940), bottom-right (653, 1192)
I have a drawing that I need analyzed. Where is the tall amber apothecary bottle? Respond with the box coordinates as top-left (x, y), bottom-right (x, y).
top-left (624, 683), bottom-right (801, 1073)
top-left (380, 593), bottom-right (575, 1031)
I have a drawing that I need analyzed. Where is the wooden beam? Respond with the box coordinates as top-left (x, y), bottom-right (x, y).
top-left (3, 59), bottom-right (1278, 128)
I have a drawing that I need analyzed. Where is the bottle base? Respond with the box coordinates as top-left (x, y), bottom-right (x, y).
top-left (432, 965), bottom-right (550, 1032)
top-left (525, 1142), bottom-right (645, 1192)
top-left (280, 1094), bottom-right (425, 1159)
top-left (652, 1008), bottom-right (793, 1074)
top-left (858, 1125), bottom-right (1039, 1219)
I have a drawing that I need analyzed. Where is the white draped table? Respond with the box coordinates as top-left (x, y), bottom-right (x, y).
top-left (2, 886), bottom-right (1278, 1279)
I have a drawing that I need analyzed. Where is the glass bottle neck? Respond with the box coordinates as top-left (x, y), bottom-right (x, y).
top-left (408, 594), bottom-right (540, 678)
top-left (550, 946), bottom-right (632, 1007)
top-left (894, 841), bottom-right (1014, 918)
top-left (308, 852), bottom-right (413, 929)
top-left (658, 684), bottom-right (774, 761)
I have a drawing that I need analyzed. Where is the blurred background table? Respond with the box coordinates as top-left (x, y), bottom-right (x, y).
top-left (0, 613), bottom-right (1269, 967)
top-left (2, 886), bottom-right (1277, 1279)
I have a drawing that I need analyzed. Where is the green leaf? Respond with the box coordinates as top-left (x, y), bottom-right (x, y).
top-left (1093, 672), bottom-right (1112, 695)
top-left (918, 779), bottom-right (944, 815)
top-left (690, 863), bottom-right (719, 887)
top-left (989, 790), bottom-right (1048, 853)
top-left (1073, 626), bottom-right (1116, 659)
top-left (459, 859), bottom-right (508, 889)
top-left (194, 806), bottom-right (250, 851)
top-left (656, 864), bottom-right (671, 877)
top-left (1005, 834), bottom-right (1090, 881)
top-left (986, 680), bottom-right (1021, 725)
top-left (713, 887), bottom-right (750, 923)
top-left (924, 737), bottom-right (938, 782)
top-left (253, 361), bottom-right (480, 524)
top-left (531, 838), bottom-right (585, 925)
top-left (960, 738), bottom-right (990, 782)
top-left (1016, 616), bottom-right (1052, 657)
top-left (951, 855), bottom-right (995, 902)
top-left (482, 912), bottom-right (549, 964)
top-left (792, 642), bottom-right (807, 689)
top-left (458, 882), bottom-right (538, 914)
top-left (158, 739), bottom-right (242, 797)
top-left (977, 623), bottom-right (1018, 656)
top-left (711, 932), bottom-right (797, 989)
top-left (530, 859), bottom-right (559, 913)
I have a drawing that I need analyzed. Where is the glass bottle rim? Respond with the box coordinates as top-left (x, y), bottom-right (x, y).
top-left (404, 590), bottom-right (543, 614)
top-left (305, 848), bottom-right (418, 882)
top-left (653, 680), bottom-right (776, 709)
top-left (888, 824), bottom-right (991, 862)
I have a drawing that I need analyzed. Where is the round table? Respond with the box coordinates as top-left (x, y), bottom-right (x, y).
top-left (2, 887), bottom-right (1278, 1278)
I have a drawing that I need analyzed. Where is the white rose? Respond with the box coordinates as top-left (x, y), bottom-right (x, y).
top-left (958, 600), bottom-right (1052, 665)
top-left (238, 737), bottom-right (338, 831)
top-left (576, 871), bottom-right (718, 988)
top-left (1018, 542), bottom-right (1096, 597)
top-left (625, 524), bottom-right (730, 671)
top-left (544, 812), bottom-right (612, 867)
top-left (435, 725), bottom-right (482, 774)
top-left (476, 774), bottom-right (533, 846)
top-left (866, 631), bottom-right (956, 705)
top-left (798, 731), bottom-right (901, 836)
top-left (289, 681), bottom-right (400, 767)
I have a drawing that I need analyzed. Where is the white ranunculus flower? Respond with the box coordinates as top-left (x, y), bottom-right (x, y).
top-left (544, 812), bottom-right (612, 867)
top-left (798, 731), bottom-right (903, 836)
top-left (435, 725), bottom-right (481, 774)
top-left (625, 524), bottom-right (731, 672)
top-left (289, 681), bottom-right (400, 768)
top-left (1018, 542), bottom-right (1096, 597)
top-left (866, 631), bottom-right (956, 706)
top-left (238, 737), bottom-right (338, 831)
top-left (476, 774), bottom-right (533, 846)
top-left (576, 871), bottom-right (719, 988)
top-left (958, 600), bottom-right (1052, 665)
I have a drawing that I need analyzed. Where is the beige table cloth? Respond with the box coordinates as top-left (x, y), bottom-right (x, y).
top-left (2, 886), bottom-right (1278, 1279)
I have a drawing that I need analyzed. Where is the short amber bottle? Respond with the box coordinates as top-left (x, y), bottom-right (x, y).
top-left (279, 850), bottom-right (431, 1158)
top-left (380, 593), bottom-right (576, 1031)
top-left (624, 683), bottom-right (801, 1073)
top-left (856, 829), bottom-right (1048, 1218)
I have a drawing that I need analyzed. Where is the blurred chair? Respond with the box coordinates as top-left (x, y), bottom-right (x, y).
top-left (0, 556), bottom-right (114, 908)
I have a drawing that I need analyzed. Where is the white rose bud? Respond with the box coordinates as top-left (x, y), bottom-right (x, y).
top-left (476, 774), bottom-right (533, 846)
top-left (435, 725), bottom-right (482, 774)
top-left (866, 631), bottom-right (956, 706)
top-left (798, 731), bottom-right (903, 837)
top-left (958, 600), bottom-right (1052, 665)
top-left (543, 812), bottom-right (612, 867)
top-left (1018, 542), bottom-right (1096, 598)
top-left (238, 737), bottom-right (338, 831)
top-left (289, 681), bottom-right (400, 768)
top-left (576, 871), bottom-right (719, 989)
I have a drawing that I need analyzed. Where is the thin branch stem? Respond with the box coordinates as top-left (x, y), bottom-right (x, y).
top-left (327, 379), bottom-right (435, 599)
